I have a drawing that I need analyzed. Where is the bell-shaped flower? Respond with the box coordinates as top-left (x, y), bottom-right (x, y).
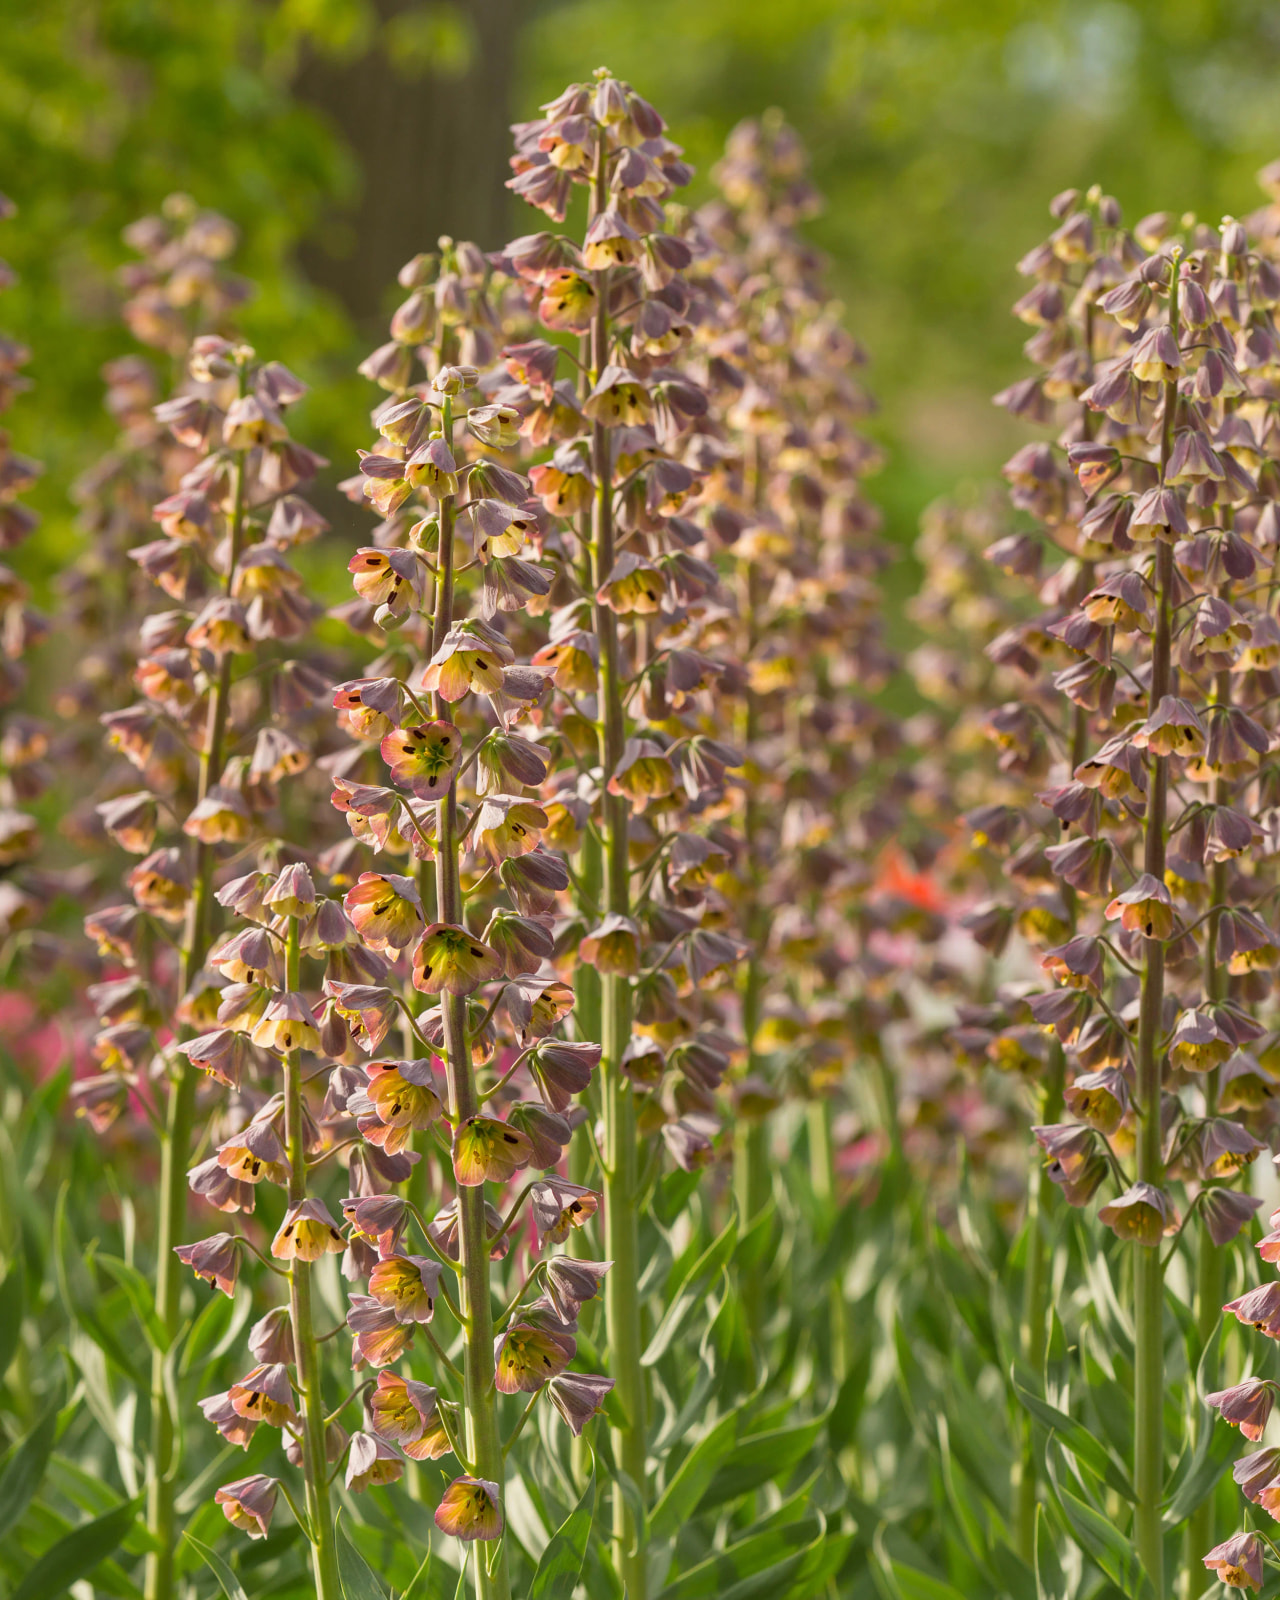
top-left (608, 738), bottom-right (676, 810)
top-left (174, 1233), bottom-right (241, 1297)
top-left (579, 913), bottom-right (641, 975)
top-left (248, 1306), bottom-right (294, 1364)
top-left (214, 1475), bottom-right (278, 1540)
top-left (418, 620), bottom-right (514, 702)
top-left (368, 1253), bottom-right (442, 1324)
top-left (271, 1197), bottom-right (345, 1261)
top-left (345, 1430), bottom-right (404, 1492)
top-left (325, 981), bottom-right (398, 1054)
top-left (505, 1102), bottom-right (572, 1169)
top-left (345, 872), bottom-right (425, 954)
top-left (340, 1193), bottom-right (407, 1257)
top-left (1199, 1117), bottom-right (1265, 1179)
top-left (1131, 694), bottom-right (1206, 758)
top-left (495, 1321), bottom-right (576, 1393)
top-left (1234, 1446), bottom-right (1280, 1510)
top-left (1041, 935), bottom-right (1105, 995)
top-left (228, 1363), bottom-right (297, 1427)
top-left (1171, 1010), bottom-right (1233, 1074)
top-left (199, 1391), bottom-right (257, 1449)
top-left (1062, 1069), bottom-right (1128, 1135)
top-left (413, 923), bottom-right (503, 996)
top-left (544, 1256), bottom-right (610, 1322)
top-left (1206, 1378), bottom-right (1275, 1442)
top-left (427, 1197), bottom-right (510, 1263)
top-left (530, 1179), bottom-right (600, 1244)
top-left (548, 1372), bottom-right (613, 1436)
top-left (1225, 1282), bottom-right (1280, 1339)
top-left (530, 1041), bottom-right (599, 1112)
top-left (381, 720), bottom-right (462, 798)
top-left (1202, 1532), bottom-right (1264, 1591)
top-left (127, 847), bottom-right (191, 922)
top-left (435, 1476), bottom-right (503, 1541)
top-left (453, 1115), bottom-right (533, 1187)
top-left (1203, 1186), bottom-right (1264, 1246)
top-left (250, 991), bottom-right (320, 1055)
top-left (472, 795), bottom-right (547, 863)
top-left (216, 1115), bottom-right (288, 1185)
top-left (368, 1370), bottom-right (442, 1451)
top-left (483, 909), bottom-right (554, 979)
top-left (263, 862), bottom-right (317, 920)
top-left (364, 1057), bottom-right (443, 1134)
top-left (596, 551), bottom-right (665, 614)
top-left (347, 1294), bottom-right (414, 1369)
top-left (1098, 1182), bottom-right (1178, 1246)
top-left (1219, 908), bottom-right (1280, 974)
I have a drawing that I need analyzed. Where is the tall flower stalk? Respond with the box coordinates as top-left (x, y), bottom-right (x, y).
top-left (943, 187), bottom-right (1280, 1593)
top-left (690, 113), bottom-right (892, 1353)
top-left (505, 73), bottom-right (753, 1593)
top-left (81, 327), bottom-right (329, 1599)
top-left (305, 228), bottom-right (618, 1597)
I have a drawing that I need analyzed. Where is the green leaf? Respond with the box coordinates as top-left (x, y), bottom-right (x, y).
top-left (652, 1167), bottom-right (701, 1229)
top-left (655, 1513), bottom-right (823, 1600)
top-left (1045, 1442), bottom-right (1151, 1599)
top-left (183, 1532), bottom-right (250, 1600)
top-left (10, 1497), bottom-right (139, 1600)
top-left (697, 1413), bottom-right (826, 1511)
top-left (401, 1543), bottom-right (443, 1600)
top-left (336, 1513), bottom-right (390, 1600)
top-left (651, 1408), bottom-right (739, 1543)
top-left (1014, 1376), bottom-right (1134, 1500)
top-left (0, 1256), bottom-right (24, 1380)
top-left (91, 1252), bottom-right (170, 1352)
top-left (887, 1564), bottom-right (969, 1600)
top-left (1034, 1505), bottom-right (1066, 1600)
top-left (530, 1461), bottom-right (595, 1600)
top-left (1164, 1319), bottom-right (1236, 1526)
top-left (0, 1389), bottom-right (61, 1543)
top-left (643, 1215), bottom-right (738, 1367)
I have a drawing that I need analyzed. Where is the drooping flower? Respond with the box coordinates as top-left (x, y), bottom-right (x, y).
top-left (547, 1372), bottom-right (614, 1436)
top-left (345, 1430), bottom-right (405, 1492)
top-left (434, 1476), bottom-right (503, 1541)
top-left (494, 1321), bottom-right (576, 1393)
top-left (173, 1233), bottom-right (241, 1297)
top-left (452, 1116), bottom-right (534, 1186)
top-left (214, 1475), bottom-right (278, 1540)
top-left (271, 1198), bottom-right (346, 1261)
top-left (412, 923), bottom-right (503, 996)
top-left (228, 1363), bottom-right (298, 1427)
top-left (1202, 1532), bottom-right (1264, 1591)
top-left (367, 1253), bottom-right (442, 1323)
top-left (345, 872), bottom-right (426, 953)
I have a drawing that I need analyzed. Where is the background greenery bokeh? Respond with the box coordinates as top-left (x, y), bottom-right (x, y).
top-left (5, 0), bottom-right (1280, 614)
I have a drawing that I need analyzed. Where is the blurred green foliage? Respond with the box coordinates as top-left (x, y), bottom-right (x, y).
top-left (0, 0), bottom-right (353, 580)
top-left (524, 0), bottom-right (1280, 567)
top-left (6, 0), bottom-right (1280, 589)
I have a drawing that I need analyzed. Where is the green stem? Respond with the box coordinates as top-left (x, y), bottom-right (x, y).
top-left (283, 918), bottom-right (340, 1600)
top-left (1185, 664), bottom-right (1230, 1595)
top-left (569, 825), bottom-right (602, 1490)
top-left (588, 135), bottom-right (646, 1600)
top-left (1014, 1053), bottom-right (1064, 1562)
top-left (733, 440), bottom-right (770, 1283)
top-left (145, 437), bottom-right (247, 1600)
top-left (1133, 265), bottom-right (1181, 1597)
top-left (433, 402), bottom-right (511, 1600)
top-left (806, 1096), bottom-right (846, 1380)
